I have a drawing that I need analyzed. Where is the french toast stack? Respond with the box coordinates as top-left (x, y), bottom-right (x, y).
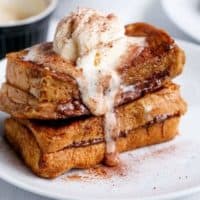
top-left (0, 23), bottom-right (187, 178)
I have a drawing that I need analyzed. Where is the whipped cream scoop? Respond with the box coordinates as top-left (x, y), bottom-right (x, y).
top-left (53, 8), bottom-right (125, 61)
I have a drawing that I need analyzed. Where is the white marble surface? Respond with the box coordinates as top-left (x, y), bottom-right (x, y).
top-left (0, 0), bottom-right (199, 199)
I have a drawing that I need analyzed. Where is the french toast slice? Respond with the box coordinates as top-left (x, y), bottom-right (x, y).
top-left (4, 81), bottom-right (187, 178)
top-left (0, 79), bottom-right (178, 119)
top-left (4, 23), bottom-right (185, 119)
top-left (3, 82), bottom-right (187, 153)
top-left (5, 116), bottom-right (181, 178)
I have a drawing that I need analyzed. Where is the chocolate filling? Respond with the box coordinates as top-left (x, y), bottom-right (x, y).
top-left (63, 113), bottom-right (179, 149)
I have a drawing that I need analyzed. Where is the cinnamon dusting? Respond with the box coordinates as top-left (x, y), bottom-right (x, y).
top-left (93, 163), bottom-right (127, 178)
top-left (66, 174), bottom-right (83, 181)
top-left (127, 144), bottom-right (176, 163)
top-left (64, 162), bottom-right (128, 182)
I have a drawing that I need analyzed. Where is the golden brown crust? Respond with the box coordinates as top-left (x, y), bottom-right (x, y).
top-left (125, 22), bottom-right (174, 47)
top-left (5, 116), bottom-right (180, 178)
top-left (4, 23), bottom-right (185, 119)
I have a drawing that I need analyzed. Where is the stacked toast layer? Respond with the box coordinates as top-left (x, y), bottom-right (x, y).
top-left (5, 116), bottom-right (181, 178)
top-left (5, 83), bottom-right (187, 178)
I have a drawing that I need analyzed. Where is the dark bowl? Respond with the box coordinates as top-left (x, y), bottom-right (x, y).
top-left (0, 0), bottom-right (57, 59)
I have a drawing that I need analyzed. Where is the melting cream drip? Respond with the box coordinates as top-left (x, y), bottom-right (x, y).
top-left (74, 36), bottom-right (145, 165)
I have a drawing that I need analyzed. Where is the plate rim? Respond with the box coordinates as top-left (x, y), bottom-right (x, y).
top-left (0, 39), bottom-right (200, 200)
top-left (161, 0), bottom-right (200, 43)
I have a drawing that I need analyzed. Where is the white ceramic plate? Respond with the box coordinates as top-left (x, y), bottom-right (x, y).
top-left (162, 0), bottom-right (200, 42)
top-left (0, 40), bottom-right (200, 200)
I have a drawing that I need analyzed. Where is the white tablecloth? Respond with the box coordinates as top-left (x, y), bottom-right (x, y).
top-left (0, 0), bottom-right (199, 199)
